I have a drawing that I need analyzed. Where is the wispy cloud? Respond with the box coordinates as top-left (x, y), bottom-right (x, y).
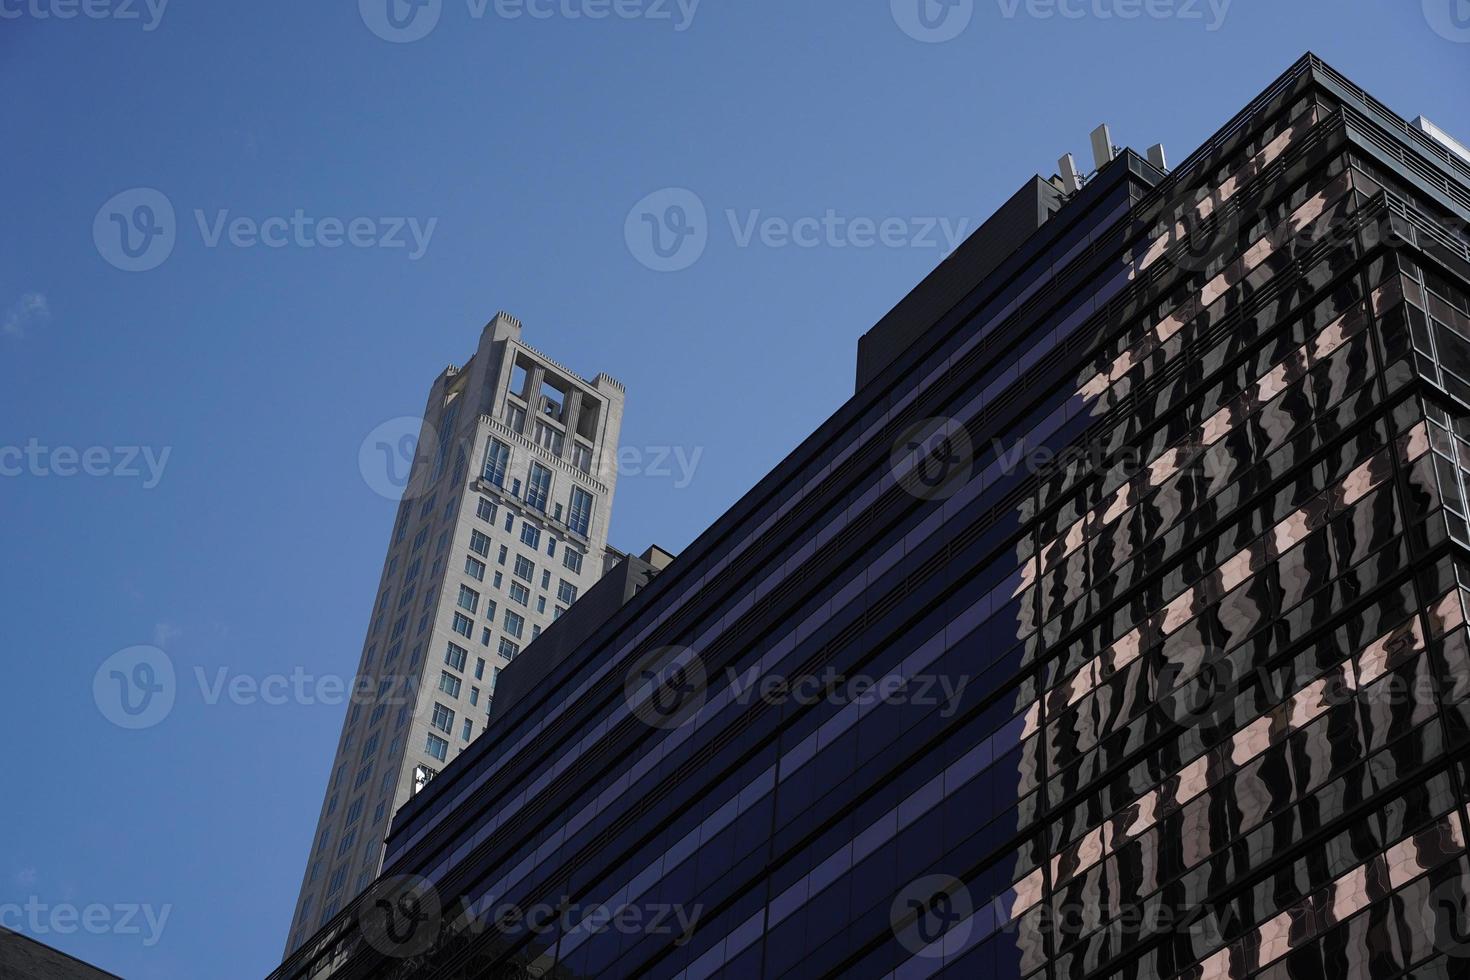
top-left (2, 292), bottom-right (50, 338)
top-left (153, 621), bottom-right (183, 646)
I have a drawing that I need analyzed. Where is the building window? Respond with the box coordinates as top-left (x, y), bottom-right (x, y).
top-left (535, 597), bottom-right (546, 615)
top-left (571, 442), bottom-right (592, 473)
top-left (498, 545), bottom-right (509, 566)
top-left (546, 537), bottom-right (557, 557)
top-left (475, 658), bottom-right (485, 679)
top-left (505, 404), bottom-right (526, 432)
top-left (476, 497), bottom-right (496, 523)
top-left (503, 610), bottom-right (525, 639)
top-left (483, 439), bottom-right (511, 488)
top-left (557, 579), bottom-right (578, 604)
top-left (452, 612), bottom-right (474, 637)
top-left (513, 555), bottom-right (535, 581)
top-left (457, 585), bottom-right (480, 613)
top-left (510, 582), bottom-right (530, 607)
top-left (461, 719), bottom-right (474, 741)
top-left (563, 549), bottom-right (584, 574)
top-left (327, 867), bottom-right (347, 896)
top-left (469, 530), bottom-right (491, 557)
top-left (540, 569), bottom-right (551, 589)
top-left (568, 487), bottom-right (594, 536)
top-left (465, 556), bottom-right (487, 581)
top-left (373, 801), bottom-right (386, 826)
top-left (498, 638), bottom-right (520, 660)
top-left (554, 606), bottom-right (566, 619)
top-left (431, 703), bottom-right (455, 734)
top-left (526, 463), bottom-right (552, 511)
top-left (439, 671), bottom-right (462, 698)
top-left (493, 571), bottom-right (504, 589)
top-left (360, 731), bottom-right (379, 761)
top-left (534, 421), bottom-right (564, 455)
top-left (480, 626), bottom-right (491, 647)
top-left (344, 797), bottom-right (364, 826)
top-left (470, 687), bottom-right (480, 706)
top-left (520, 523), bottom-right (542, 549)
top-left (336, 827), bottom-right (357, 858)
top-left (444, 642), bottom-right (468, 671)
top-left (425, 734), bottom-right (449, 762)
top-left (503, 512), bottom-right (514, 533)
top-left (354, 764), bottom-right (373, 789)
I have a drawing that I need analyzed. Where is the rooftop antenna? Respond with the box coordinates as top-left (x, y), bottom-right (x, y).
top-left (1090, 124), bottom-right (1117, 172)
top-left (1057, 154), bottom-right (1083, 195)
top-left (1147, 143), bottom-right (1168, 172)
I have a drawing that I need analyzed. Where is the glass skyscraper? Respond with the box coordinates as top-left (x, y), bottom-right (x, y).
top-left (270, 53), bottom-right (1470, 980)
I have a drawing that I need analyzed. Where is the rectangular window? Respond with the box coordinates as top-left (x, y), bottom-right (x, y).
top-left (344, 797), bottom-right (364, 826)
top-left (461, 719), bottom-right (473, 741)
top-left (513, 555), bottom-right (535, 581)
top-left (503, 610), bottom-right (525, 639)
top-left (571, 442), bottom-right (592, 473)
top-left (540, 570), bottom-right (551, 589)
top-left (425, 734), bottom-right (449, 762)
top-left (535, 597), bottom-right (546, 615)
top-left (546, 538), bottom-right (557, 557)
top-left (431, 703), bottom-right (455, 734)
top-left (504, 404), bottom-right (526, 432)
top-left (483, 439), bottom-right (511, 487)
top-left (520, 523), bottom-right (542, 548)
top-left (568, 487), bottom-right (594, 536)
top-left (498, 546), bottom-right (508, 566)
top-left (360, 732), bottom-right (379, 761)
top-left (498, 638), bottom-right (520, 660)
top-left (469, 530), bottom-right (491, 557)
top-left (469, 687), bottom-right (480, 706)
top-left (444, 642), bottom-right (468, 671)
top-left (509, 582), bottom-right (530, 606)
top-left (526, 463), bottom-right (552, 511)
top-left (557, 579), bottom-right (578, 604)
top-left (480, 626), bottom-right (491, 647)
top-left (438, 671), bottom-right (461, 697)
top-left (412, 526), bottom-right (429, 552)
top-left (492, 571), bottom-right (503, 589)
top-left (451, 612), bottom-right (474, 638)
top-left (465, 556), bottom-right (486, 581)
top-left (457, 585), bottom-right (480, 613)
top-left (563, 549), bottom-right (584, 574)
top-left (476, 497), bottom-right (496, 523)
top-left (503, 512), bottom-right (514, 533)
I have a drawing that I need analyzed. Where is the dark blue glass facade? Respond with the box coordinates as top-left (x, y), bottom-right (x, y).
top-left (271, 54), bottom-right (1470, 980)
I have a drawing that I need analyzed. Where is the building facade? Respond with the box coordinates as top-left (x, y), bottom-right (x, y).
top-left (281, 312), bottom-right (626, 955)
top-left (272, 54), bottom-right (1470, 979)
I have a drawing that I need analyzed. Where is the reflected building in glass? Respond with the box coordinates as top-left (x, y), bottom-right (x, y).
top-left (269, 53), bottom-right (1470, 980)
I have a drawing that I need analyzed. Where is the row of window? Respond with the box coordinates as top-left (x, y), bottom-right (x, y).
top-left (483, 438), bottom-right (597, 537)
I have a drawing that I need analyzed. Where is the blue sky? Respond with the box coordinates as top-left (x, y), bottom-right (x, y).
top-left (1, 1), bottom-right (1466, 976)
